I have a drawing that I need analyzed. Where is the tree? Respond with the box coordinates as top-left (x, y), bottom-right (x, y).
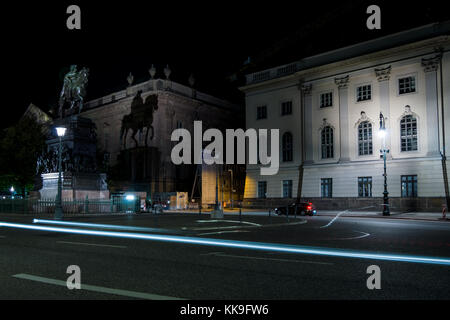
top-left (0, 116), bottom-right (47, 197)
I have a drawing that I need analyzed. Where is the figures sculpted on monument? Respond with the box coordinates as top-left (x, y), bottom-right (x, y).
top-left (120, 90), bottom-right (159, 149)
top-left (58, 65), bottom-right (89, 117)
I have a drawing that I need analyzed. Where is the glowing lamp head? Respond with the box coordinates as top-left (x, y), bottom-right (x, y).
top-left (10, 186), bottom-right (14, 192)
top-left (378, 129), bottom-right (386, 139)
top-left (56, 127), bottom-right (67, 137)
top-left (125, 195), bottom-right (135, 201)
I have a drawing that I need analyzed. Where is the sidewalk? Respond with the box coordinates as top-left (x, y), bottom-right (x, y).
top-left (315, 210), bottom-right (448, 221)
top-left (165, 208), bottom-right (449, 221)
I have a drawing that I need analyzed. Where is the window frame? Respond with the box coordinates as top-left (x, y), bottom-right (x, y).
top-left (321, 178), bottom-right (333, 198)
top-left (400, 115), bottom-right (418, 152)
top-left (319, 91), bottom-right (333, 108)
top-left (358, 121), bottom-right (373, 156)
top-left (398, 75), bottom-right (417, 96)
top-left (401, 175), bottom-right (418, 198)
top-left (281, 100), bottom-right (293, 116)
top-left (321, 126), bottom-right (334, 159)
top-left (356, 84), bottom-right (372, 102)
top-left (282, 132), bottom-right (293, 162)
top-left (282, 180), bottom-right (293, 198)
top-left (358, 176), bottom-right (373, 198)
top-left (256, 105), bottom-right (267, 120)
top-left (257, 181), bottom-right (267, 199)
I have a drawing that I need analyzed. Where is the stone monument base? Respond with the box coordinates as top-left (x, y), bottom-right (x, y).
top-left (39, 172), bottom-right (109, 200)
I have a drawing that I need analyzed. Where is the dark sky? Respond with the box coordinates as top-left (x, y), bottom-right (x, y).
top-left (2, 0), bottom-right (449, 129)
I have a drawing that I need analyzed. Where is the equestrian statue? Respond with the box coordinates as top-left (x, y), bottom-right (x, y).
top-left (120, 90), bottom-right (158, 149)
top-left (58, 65), bottom-right (89, 118)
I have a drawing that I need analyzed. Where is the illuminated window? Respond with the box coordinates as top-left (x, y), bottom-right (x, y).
top-left (358, 177), bottom-right (372, 197)
top-left (401, 175), bottom-right (417, 197)
top-left (400, 115), bottom-right (418, 151)
top-left (358, 121), bottom-right (373, 155)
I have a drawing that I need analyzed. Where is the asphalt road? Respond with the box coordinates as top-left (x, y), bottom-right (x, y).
top-left (0, 213), bottom-right (449, 300)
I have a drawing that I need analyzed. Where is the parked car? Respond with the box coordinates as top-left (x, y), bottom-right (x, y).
top-left (274, 201), bottom-right (317, 216)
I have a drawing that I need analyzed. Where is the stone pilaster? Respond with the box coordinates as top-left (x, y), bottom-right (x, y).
top-left (335, 75), bottom-right (350, 162)
top-left (375, 65), bottom-right (392, 158)
top-left (301, 84), bottom-right (313, 164)
top-left (422, 54), bottom-right (441, 157)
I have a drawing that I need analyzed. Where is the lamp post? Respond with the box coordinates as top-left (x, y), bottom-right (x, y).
top-left (379, 113), bottom-right (390, 216)
top-left (54, 127), bottom-right (67, 220)
top-left (228, 169), bottom-right (234, 209)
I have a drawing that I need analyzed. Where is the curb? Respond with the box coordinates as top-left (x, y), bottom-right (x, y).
top-left (316, 214), bottom-right (448, 222)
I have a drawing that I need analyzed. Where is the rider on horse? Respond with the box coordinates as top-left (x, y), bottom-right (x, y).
top-left (59, 65), bottom-right (89, 118)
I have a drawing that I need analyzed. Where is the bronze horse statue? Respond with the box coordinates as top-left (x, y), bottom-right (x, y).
top-left (120, 91), bottom-right (158, 149)
top-left (59, 65), bottom-right (89, 117)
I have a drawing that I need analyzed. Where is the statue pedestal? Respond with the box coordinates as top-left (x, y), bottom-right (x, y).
top-left (38, 116), bottom-right (109, 200)
top-left (39, 172), bottom-right (109, 200)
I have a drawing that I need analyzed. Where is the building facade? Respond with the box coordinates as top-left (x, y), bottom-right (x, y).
top-left (77, 73), bottom-right (242, 203)
top-left (241, 23), bottom-right (450, 211)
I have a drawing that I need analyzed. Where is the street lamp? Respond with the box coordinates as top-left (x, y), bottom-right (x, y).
top-left (54, 126), bottom-right (67, 220)
top-left (379, 113), bottom-right (390, 216)
top-left (10, 186), bottom-right (14, 199)
top-left (228, 169), bottom-right (234, 209)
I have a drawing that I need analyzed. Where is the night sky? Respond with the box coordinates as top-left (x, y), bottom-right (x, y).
top-left (2, 0), bottom-right (449, 129)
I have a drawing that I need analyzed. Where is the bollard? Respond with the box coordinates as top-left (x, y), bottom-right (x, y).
top-left (294, 206), bottom-right (297, 219)
top-left (286, 205), bottom-right (289, 223)
top-left (442, 205), bottom-right (447, 220)
top-left (239, 207), bottom-right (242, 223)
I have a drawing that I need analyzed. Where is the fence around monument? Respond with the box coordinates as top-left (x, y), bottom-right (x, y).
top-left (0, 197), bottom-right (140, 214)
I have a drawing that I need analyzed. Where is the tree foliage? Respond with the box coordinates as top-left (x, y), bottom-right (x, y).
top-left (0, 116), bottom-right (47, 196)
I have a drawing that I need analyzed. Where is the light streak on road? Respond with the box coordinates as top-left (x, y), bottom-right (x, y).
top-left (1, 220), bottom-right (450, 266)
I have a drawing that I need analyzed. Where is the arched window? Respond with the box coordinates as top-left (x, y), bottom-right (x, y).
top-left (321, 126), bottom-right (334, 159)
top-left (358, 121), bottom-right (373, 155)
top-left (282, 132), bottom-right (293, 162)
top-left (400, 115), bottom-right (418, 151)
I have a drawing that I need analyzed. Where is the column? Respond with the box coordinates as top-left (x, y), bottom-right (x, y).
top-left (301, 84), bottom-right (313, 164)
top-left (375, 65), bottom-right (392, 159)
top-left (335, 75), bottom-right (350, 162)
top-left (422, 54), bottom-right (442, 157)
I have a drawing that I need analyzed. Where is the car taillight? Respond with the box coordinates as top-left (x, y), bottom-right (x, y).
top-left (307, 205), bottom-right (312, 210)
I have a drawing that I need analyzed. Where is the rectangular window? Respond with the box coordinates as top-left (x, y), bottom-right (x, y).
top-left (281, 101), bottom-right (292, 115)
top-left (401, 175), bottom-right (417, 198)
top-left (256, 105), bottom-right (267, 120)
top-left (282, 180), bottom-right (293, 198)
top-left (258, 181), bottom-right (267, 199)
top-left (358, 122), bottom-right (373, 155)
top-left (358, 177), bottom-right (372, 197)
top-left (321, 178), bottom-right (332, 198)
top-left (400, 115), bottom-right (418, 151)
top-left (357, 84), bottom-right (372, 102)
top-left (399, 76), bottom-right (416, 95)
top-left (321, 127), bottom-right (334, 159)
top-left (320, 92), bottom-right (333, 108)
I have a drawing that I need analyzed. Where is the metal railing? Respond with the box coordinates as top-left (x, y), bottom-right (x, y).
top-left (0, 197), bottom-right (140, 214)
